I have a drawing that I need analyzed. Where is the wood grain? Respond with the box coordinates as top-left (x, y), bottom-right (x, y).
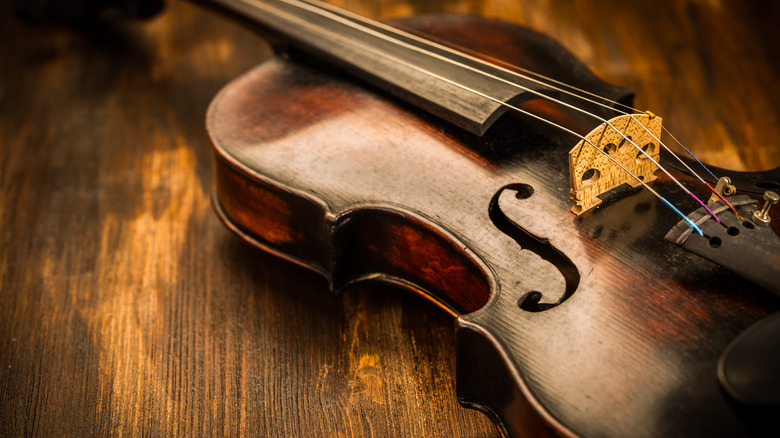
top-left (1, 1), bottom-right (778, 437)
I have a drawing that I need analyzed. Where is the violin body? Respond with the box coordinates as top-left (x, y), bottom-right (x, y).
top-left (209, 14), bottom-right (778, 438)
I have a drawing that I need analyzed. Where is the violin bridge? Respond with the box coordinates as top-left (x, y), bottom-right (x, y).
top-left (569, 113), bottom-right (662, 215)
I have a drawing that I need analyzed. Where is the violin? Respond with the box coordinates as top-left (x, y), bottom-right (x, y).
top-left (10, 0), bottom-right (779, 436)
top-left (201, 0), bottom-right (780, 436)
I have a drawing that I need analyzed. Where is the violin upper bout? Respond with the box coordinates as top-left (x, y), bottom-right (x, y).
top-left (569, 114), bottom-right (662, 215)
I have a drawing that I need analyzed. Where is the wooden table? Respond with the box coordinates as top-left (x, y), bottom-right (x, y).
top-left (1, 1), bottom-right (778, 436)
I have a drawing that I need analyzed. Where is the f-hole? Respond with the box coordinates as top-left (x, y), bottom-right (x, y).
top-left (488, 183), bottom-right (580, 312)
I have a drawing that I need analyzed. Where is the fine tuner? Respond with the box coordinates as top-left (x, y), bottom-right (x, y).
top-left (753, 190), bottom-right (780, 226)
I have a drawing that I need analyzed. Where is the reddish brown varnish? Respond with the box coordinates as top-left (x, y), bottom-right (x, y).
top-left (215, 156), bottom-right (491, 314)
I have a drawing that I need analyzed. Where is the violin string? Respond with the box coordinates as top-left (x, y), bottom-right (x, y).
top-left (472, 57), bottom-right (722, 181)
top-left (301, 0), bottom-right (720, 184)
top-left (235, 0), bottom-right (705, 234)
top-left (475, 57), bottom-right (741, 219)
top-left (496, 60), bottom-right (724, 183)
top-left (284, 0), bottom-right (722, 223)
top-left (301, 0), bottom-right (741, 222)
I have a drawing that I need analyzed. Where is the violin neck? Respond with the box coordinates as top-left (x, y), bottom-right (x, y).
top-left (203, 0), bottom-right (552, 136)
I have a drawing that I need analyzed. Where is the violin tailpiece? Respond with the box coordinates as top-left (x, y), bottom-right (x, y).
top-left (664, 195), bottom-right (780, 297)
top-left (568, 114), bottom-right (662, 215)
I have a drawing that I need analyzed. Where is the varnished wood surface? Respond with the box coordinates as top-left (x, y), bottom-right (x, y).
top-left (1, 1), bottom-right (779, 437)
